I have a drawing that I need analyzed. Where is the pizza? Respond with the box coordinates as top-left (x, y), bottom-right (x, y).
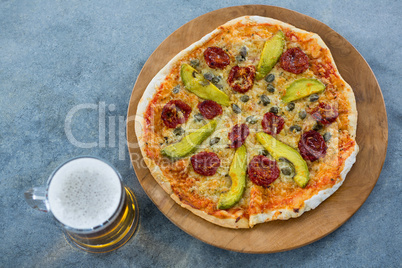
top-left (135, 16), bottom-right (358, 228)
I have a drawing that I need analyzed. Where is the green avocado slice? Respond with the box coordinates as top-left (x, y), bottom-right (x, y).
top-left (282, 78), bottom-right (325, 103)
top-left (255, 31), bottom-right (285, 80)
top-left (217, 145), bottom-right (247, 210)
top-left (161, 120), bottom-right (217, 159)
top-left (256, 132), bottom-right (310, 188)
top-left (180, 64), bottom-right (230, 106)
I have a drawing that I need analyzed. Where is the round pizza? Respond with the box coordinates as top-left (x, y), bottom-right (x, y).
top-left (135, 16), bottom-right (359, 228)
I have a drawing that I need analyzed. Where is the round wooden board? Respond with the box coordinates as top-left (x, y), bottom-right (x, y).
top-left (126, 5), bottom-right (388, 253)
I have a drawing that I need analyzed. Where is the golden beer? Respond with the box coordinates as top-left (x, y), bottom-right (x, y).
top-left (65, 186), bottom-right (139, 253)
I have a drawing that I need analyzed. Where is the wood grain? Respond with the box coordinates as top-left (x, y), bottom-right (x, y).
top-left (126, 5), bottom-right (388, 253)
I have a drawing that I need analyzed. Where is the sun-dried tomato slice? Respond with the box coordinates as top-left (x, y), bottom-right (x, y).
top-left (228, 123), bottom-right (249, 149)
top-left (280, 47), bottom-right (309, 74)
top-left (190, 151), bottom-right (220, 176)
top-left (298, 130), bottom-right (327, 162)
top-left (227, 65), bottom-right (256, 93)
top-left (261, 112), bottom-right (285, 135)
top-left (248, 155), bottom-right (280, 188)
top-left (197, 100), bottom-right (222, 119)
top-left (161, 100), bottom-right (192, 128)
top-left (310, 102), bottom-right (339, 125)
top-left (204, 47), bottom-right (230, 69)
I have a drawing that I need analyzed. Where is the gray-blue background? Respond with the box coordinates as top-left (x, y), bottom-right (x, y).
top-left (1, 0), bottom-right (401, 267)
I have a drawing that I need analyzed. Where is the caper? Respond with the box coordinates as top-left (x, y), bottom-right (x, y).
top-left (194, 113), bottom-right (204, 121)
top-left (313, 123), bottom-right (323, 131)
top-left (240, 95), bottom-right (250, 103)
top-left (203, 72), bottom-right (213, 81)
top-left (278, 158), bottom-right (295, 177)
top-left (287, 102), bottom-right (295, 111)
top-left (209, 137), bottom-right (221, 146)
top-left (269, 106), bottom-right (279, 114)
top-left (211, 76), bottom-right (220, 84)
top-left (236, 55), bottom-right (245, 62)
top-left (240, 46), bottom-right (248, 58)
top-left (190, 59), bottom-right (199, 67)
top-left (246, 116), bottom-right (257, 124)
top-left (172, 85), bottom-right (180, 94)
top-left (265, 74), bottom-right (275, 83)
top-left (289, 125), bottom-right (302, 133)
top-left (323, 132), bottom-right (332, 142)
top-left (173, 127), bottom-right (184, 136)
top-left (259, 149), bottom-right (269, 156)
top-left (267, 84), bottom-right (275, 93)
top-left (261, 95), bottom-right (270, 106)
top-left (281, 167), bottom-right (292, 176)
top-left (310, 94), bottom-right (319, 102)
top-left (215, 84), bottom-right (224, 90)
top-left (232, 103), bottom-right (241, 114)
top-left (299, 110), bottom-right (307, 119)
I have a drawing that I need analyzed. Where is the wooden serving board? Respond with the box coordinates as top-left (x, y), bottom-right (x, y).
top-left (126, 5), bottom-right (388, 253)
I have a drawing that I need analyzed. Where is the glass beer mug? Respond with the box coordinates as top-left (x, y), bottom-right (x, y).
top-left (24, 156), bottom-right (139, 253)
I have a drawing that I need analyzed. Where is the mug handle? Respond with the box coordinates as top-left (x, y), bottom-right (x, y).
top-left (24, 187), bottom-right (49, 212)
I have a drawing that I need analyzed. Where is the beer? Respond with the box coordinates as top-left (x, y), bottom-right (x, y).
top-left (47, 157), bottom-right (139, 253)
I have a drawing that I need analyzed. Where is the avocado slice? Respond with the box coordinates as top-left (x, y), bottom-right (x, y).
top-left (255, 31), bottom-right (285, 80)
top-left (217, 145), bottom-right (247, 210)
top-left (256, 132), bottom-right (310, 187)
top-left (161, 120), bottom-right (217, 159)
top-left (282, 78), bottom-right (325, 103)
top-left (180, 64), bottom-right (230, 106)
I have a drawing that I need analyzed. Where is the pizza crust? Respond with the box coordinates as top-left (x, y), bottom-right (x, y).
top-left (135, 16), bottom-right (359, 229)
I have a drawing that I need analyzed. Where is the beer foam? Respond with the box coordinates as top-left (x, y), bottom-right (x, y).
top-left (48, 158), bottom-right (122, 229)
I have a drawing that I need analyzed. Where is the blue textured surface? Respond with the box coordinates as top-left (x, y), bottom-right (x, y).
top-left (1, 0), bottom-right (401, 267)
